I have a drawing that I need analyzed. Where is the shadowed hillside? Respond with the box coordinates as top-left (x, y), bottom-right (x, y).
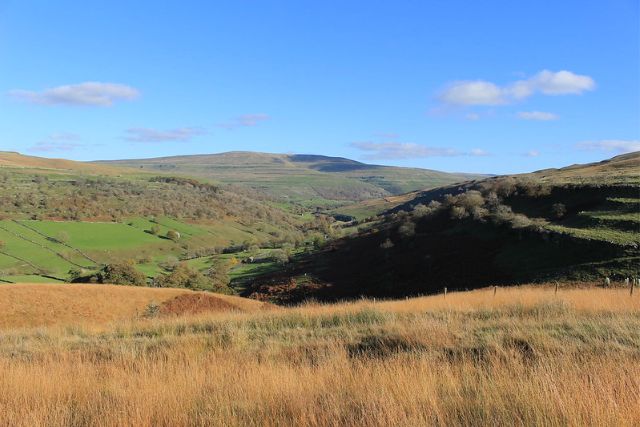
top-left (245, 152), bottom-right (640, 303)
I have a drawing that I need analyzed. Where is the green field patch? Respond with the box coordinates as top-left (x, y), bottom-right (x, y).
top-left (0, 226), bottom-right (78, 275)
top-left (3, 274), bottom-right (65, 283)
top-left (546, 224), bottom-right (640, 246)
top-left (607, 197), bottom-right (640, 205)
top-left (21, 220), bottom-right (161, 251)
top-left (153, 217), bottom-right (205, 236)
top-left (184, 257), bottom-right (214, 271)
top-left (584, 211), bottom-right (640, 223)
top-left (2, 221), bottom-right (93, 267)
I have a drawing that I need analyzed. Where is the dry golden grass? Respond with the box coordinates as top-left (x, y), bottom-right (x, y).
top-left (0, 283), bottom-right (269, 329)
top-left (0, 284), bottom-right (638, 426)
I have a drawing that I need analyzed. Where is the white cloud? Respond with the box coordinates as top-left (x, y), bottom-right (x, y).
top-left (440, 81), bottom-right (505, 106)
top-left (9, 82), bottom-right (139, 106)
top-left (526, 70), bottom-right (595, 95)
top-left (218, 113), bottom-right (270, 130)
top-left (124, 127), bottom-right (205, 142)
top-left (524, 150), bottom-right (540, 157)
top-left (465, 113), bottom-right (481, 121)
top-left (576, 140), bottom-right (640, 154)
top-left (439, 70), bottom-right (595, 106)
top-left (517, 111), bottom-right (559, 121)
top-left (351, 141), bottom-right (489, 160)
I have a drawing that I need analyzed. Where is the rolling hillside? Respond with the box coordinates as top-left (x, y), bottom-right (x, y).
top-left (96, 151), bottom-right (485, 207)
top-left (245, 152), bottom-right (640, 302)
top-left (0, 152), bottom-right (307, 285)
top-left (0, 151), bottom-right (123, 175)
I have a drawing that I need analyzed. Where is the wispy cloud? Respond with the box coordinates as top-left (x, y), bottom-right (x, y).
top-left (124, 127), bottom-right (206, 143)
top-left (439, 70), bottom-right (595, 106)
top-left (218, 113), bottom-right (270, 130)
top-left (351, 141), bottom-right (489, 160)
top-left (523, 150), bottom-right (541, 157)
top-left (28, 132), bottom-right (83, 152)
top-left (9, 82), bottom-right (139, 106)
top-left (517, 111), bottom-right (559, 121)
top-left (28, 142), bottom-right (83, 152)
top-left (576, 140), bottom-right (640, 154)
top-left (470, 148), bottom-right (490, 156)
top-left (465, 113), bottom-right (481, 121)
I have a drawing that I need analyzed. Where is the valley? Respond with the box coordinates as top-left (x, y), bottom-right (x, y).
top-left (0, 150), bottom-right (638, 301)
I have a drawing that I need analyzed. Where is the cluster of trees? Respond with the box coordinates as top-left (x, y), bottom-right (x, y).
top-left (0, 172), bottom-right (301, 234)
top-left (153, 261), bottom-right (232, 293)
top-left (70, 261), bottom-right (146, 286)
top-left (71, 259), bottom-right (234, 294)
top-left (383, 176), bottom-right (567, 244)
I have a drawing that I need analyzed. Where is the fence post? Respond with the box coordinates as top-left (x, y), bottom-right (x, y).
top-left (555, 281), bottom-right (559, 295)
top-left (631, 280), bottom-right (634, 297)
top-left (493, 285), bottom-right (497, 297)
top-left (444, 287), bottom-right (447, 299)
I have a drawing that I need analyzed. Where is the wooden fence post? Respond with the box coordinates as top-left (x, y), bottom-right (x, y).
top-left (444, 287), bottom-right (447, 299)
top-left (493, 285), bottom-right (497, 297)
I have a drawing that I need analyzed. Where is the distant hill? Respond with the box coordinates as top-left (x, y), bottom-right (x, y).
top-left (245, 152), bottom-right (640, 303)
top-left (0, 151), bottom-right (122, 175)
top-left (95, 151), bottom-right (486, 207)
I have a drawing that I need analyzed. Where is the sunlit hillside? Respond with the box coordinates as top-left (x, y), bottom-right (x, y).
top-left (0, 284), bottom-right (637, 426)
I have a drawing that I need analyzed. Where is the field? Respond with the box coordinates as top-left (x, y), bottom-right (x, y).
top-left (0, 217), bottom-right (285, 284)
top-left (0, 284), bottom-right (638, 426)
top-left (0, 283), bottom-right (269, 329)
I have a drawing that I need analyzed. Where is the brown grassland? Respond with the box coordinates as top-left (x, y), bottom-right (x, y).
top-left (0, 284), bottom-right (638, 426)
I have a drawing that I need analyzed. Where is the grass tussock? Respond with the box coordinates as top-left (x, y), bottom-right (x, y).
top-left (0, 286), bottom-right (639, 426)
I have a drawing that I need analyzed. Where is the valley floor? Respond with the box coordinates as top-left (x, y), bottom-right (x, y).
top-left (0, 284), bottom-right (638, 426)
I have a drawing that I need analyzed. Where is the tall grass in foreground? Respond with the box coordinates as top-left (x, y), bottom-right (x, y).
top-left (0, 287), bottom-right (638, 426)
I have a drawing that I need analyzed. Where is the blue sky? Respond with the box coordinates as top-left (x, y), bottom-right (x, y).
top-left (1, 1), bottom-right (638, 174)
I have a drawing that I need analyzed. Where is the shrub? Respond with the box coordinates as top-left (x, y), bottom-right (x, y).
top-left (98, 262), bottom-right (146, 286)
top-left (154, 263), bottom-right (211, 290)
top-left (166, 230), bottom-right (181, 242)
top-left (159, 255), bottom-right (179, 271)
top-left (55, 231), bottom-right (70, 244)
top-left (380, 238), bottom-right (394, 249)
top-left (492, 177), bottom-right (517, 197)
top-left (398, 221), bottom-right (416, 238)
top-left (510, 213), bottom-right (533, 229)
top-left (271, 249), bottom-right (289, 265)
top-left (412, 203), bottom-right (431, 218)
top-left (450, 206), bottom-right (468, 220)
top-left (206, 261), bottom-right (234, 294)
top-left (551, 203), bottom-right (567, 219)
top-left (457, 190), bottom-right (485, 210)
